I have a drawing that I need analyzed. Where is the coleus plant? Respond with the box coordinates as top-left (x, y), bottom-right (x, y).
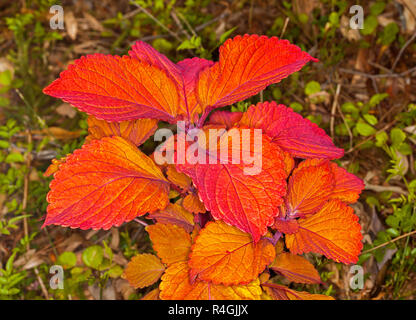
top-left (43, 34), bottom-right (364, 300)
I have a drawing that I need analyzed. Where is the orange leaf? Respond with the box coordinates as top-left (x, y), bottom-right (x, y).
top-left (287, 160), bottom-right (334, 217)
top-left (273, 218), bottom-right (299, 234)
top-left (285, 200), bottom-right (363, 264)
top-left (147, 203), bottom-right (195, 233)
top-left (123, 253), bottom-right (165, 289)
top-left (166, 165), bottom-right (192, 189)
top-left (44, 136), bottom-right (169, 229)
top-left (129, 41), bottom-right (214, 122)
top-left (196, 35), bottom-right (317, 111)
top-left (141, 288), bottom-right (160, 300)
top-left (43, 54), bottom-right (181, 123)
top-left (188, 221), bottom-right (275, 285)
top-left (263, 283), bottom-right (334, 300)
top-left (159, 261), bottom-right (262, 300)
top-left (294, 159), bottom-right (364, 204)
top-left (270, 253), bottom-right (321, 284)
top-left (44, 157), bottom-right (67, 177)
top-left (146, 223), bottom-right (192, 266)
top-left (282, 151), bottom-right (295, 176)
top-left (182, 193), bottom-right (206, 214)
top-left (86, 116), bottom-right (158, 146)
top-left (328, 162), bottom-right (364, 204)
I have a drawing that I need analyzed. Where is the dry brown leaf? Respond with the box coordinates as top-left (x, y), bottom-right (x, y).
top-left (83, 12), bottom-right (105, 32)
top-left (56, 103), bottom-right (77, 118)
top-left (65, 11), bottom-right (78, 40)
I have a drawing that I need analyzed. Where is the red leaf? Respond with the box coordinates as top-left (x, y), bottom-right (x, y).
top-left (129, 41), bottom-right (213, 122)
top-left (239, 102), bottom-right (344, 159)
top-left (43, 54), bottom-right (181, 123)
top-left (207, 111), bottom-right (244, 129)
top-left (176, 128), bottom-right (287, 242)
top-left (273, 218), bottom-right (299, 234)
top-left (196, 34), bottom-right (317, 110)
top-left (44, 136), bottom-right (169, 229)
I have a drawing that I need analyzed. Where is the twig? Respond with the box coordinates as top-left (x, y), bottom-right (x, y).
top-left (171, 9), bottom-right (191, 40)
top-left (129, 1), bottom-right (182, 42)
top-left (364, 182), bottom-right (408, 195)
top-left (339, 66), bottom-right (416, 79)
top-left (195, 12), bottom-right (229, 32)
top-left (22, 131), bottom-right (50, 300)
top-left (22, 130), bottom-right (31, 252)
top-left (134, 218), bottom-right (148, 227)
top-left (330, 83), bottom-right (341, 139)
top-left (337, 102), bottom-right (353, 150)
top-left (391, 30), bottom-right (416, 71)
top-left (361, 230), bottom-right (416, 254)
top-left (280, 17), bottom-right (290, 38)
top-left (175, 9), bottom-right (198, 38)
top-left (345, 122), bottom-right (396, 154)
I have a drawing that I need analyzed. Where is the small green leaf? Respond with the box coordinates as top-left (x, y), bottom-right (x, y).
top-left (370, 2), bottom-right (386, 16)
top-left (289, 102), bottom-right (303, 113)
top-left (219, 27), bottom-right (237, 44)
top-left (304, 81), bottom-right (321, 96)
top-left (379, 23), bottom-right (399, 46)
top-left (57, 252), bottom-right (77, 268)
top-left (5, 152), bottom-right (24, 163)
top-left (82, 245), bottom-right (104, 269)
top-left (363, 114), bottom-right (378, 125)
top-left (361, 16), bottom-right (378, 36)
top-left (151, 38), bottom-right (173, 53)
top-left (107, 265), bottom-right (123, 278)
top-left (329, 12), bottom-right (339, 26)
top-left (0, 140), bottom-right (9, 149)
top-left (368, 93), bottom-right (389, 107)
top-left (356, 122), bottom-right (376, 136)
top-left (298, 13), bottom-right (308, 24)
top-left (375, 131), bottom-right (388, 147)
top-left (0, 70), bottom-right (12, 86)
top-left (390, 128), bottom-right (406, 147)
top-left (386, 228), bottom-right (400, 238)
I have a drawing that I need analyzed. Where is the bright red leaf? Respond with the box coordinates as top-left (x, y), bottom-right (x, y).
top-left (176, 128), bottom-right (287, 242)
top-left (238, 101), bottom-right (344, 159)
top-left (43, 54), bottom-right (181, 123)
top-left (196, 35), bottom-right (317, 111)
